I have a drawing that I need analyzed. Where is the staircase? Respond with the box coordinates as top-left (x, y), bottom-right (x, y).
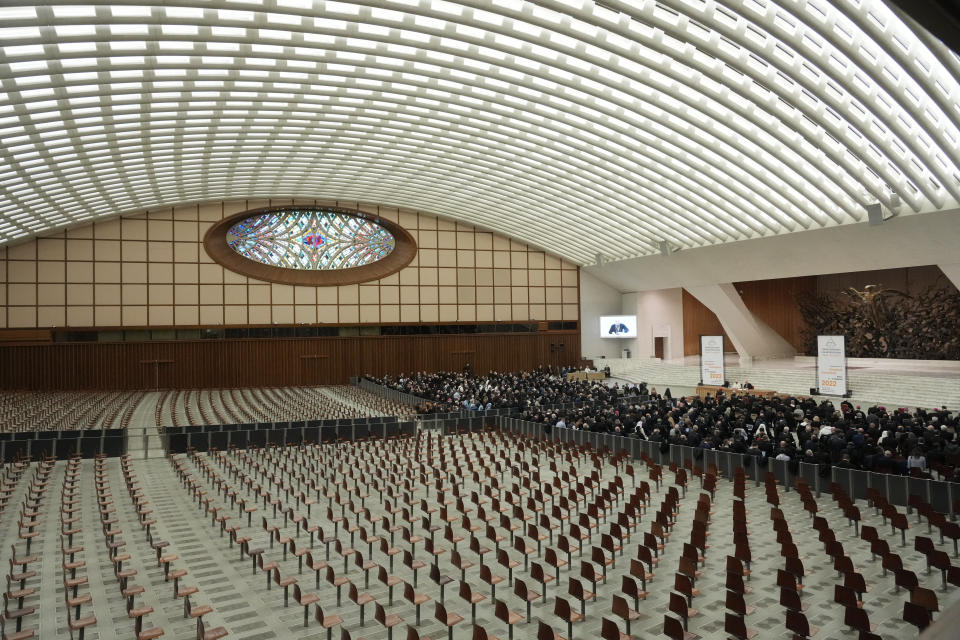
top-left (607, 358), bottom-right (960, 410)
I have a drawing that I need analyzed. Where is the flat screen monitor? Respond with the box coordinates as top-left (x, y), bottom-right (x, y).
top-left (600, 315), bottom-right (638, 338)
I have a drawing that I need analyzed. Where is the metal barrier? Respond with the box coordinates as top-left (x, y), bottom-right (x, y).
top-left (0, 428), bottom-right (129, 462)
top-left (160, 418), bottom-right (415, 454)
top-left (496, 416), bottom-right (957, 515)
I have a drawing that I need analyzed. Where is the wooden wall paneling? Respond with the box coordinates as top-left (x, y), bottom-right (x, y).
top-left (682, 289), bottom-right (730, 357)
top-left (734, 277), bottom-right (815, 352)
top-left (0, 331), bottom-right (581, 391)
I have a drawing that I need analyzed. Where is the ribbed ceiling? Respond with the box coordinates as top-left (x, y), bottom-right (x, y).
top-left (1, 0), bottom-right (959, 264)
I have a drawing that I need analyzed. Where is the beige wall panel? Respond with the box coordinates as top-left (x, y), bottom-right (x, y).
top-left (8, 261), bottom-right (35, 283)
top-left (66, 263), bottom-right (93, 284)
top-left (380, 286), bottom-right (400, 305)
top-left (547, 304), bottom-right (563, 319)
top-left (96, 306), bottom-right (121, 326)
top-left (95, 263), bottom-right (121, 283)
top-left (381, 305), bottom-right (400, 323)
top-left (419, 231), bottom-right (437, 249)
top-left (148, 263), bottom-right (173, 284)
top-left (438, 250), bottom-right (456, 268)
top-left (9, 307), bottom-right (37, 328)
top-left (562, 304), bottom-right (578, 320)
top-left (402, 305), bottom-right (422, 322)
top-left (476, 270), bottom-right (493, 287)
top-left (248, 306), bottom-right (271, 324)
top-left (272, 305), bottom-right (294, 324)
top-left (38, 284), bottom-right (65, 306)
top-left (149, 219), bottom-right (173, 242)
top-left (225, 285), bottom-right (249, 305)
top-left (271, 285), bottom-right (294, 305)
top-left (476, 305), bottom-right (494, 321)
top-left (37, 238), bottom-right (65, 261)
top-left (38, 262), bottom-right (66, 283)
top-left (295, 305), bottom-right (316, 324)
top-left (438, 287), bottom-right (457, 304)
top-left (37, 306), bottom-right (65, 327)
top-left (8, 243), bottom-right (36, 260)
top-left (9, 284), bottom-right (36, 306)
top-left (439, 304), bottom-right (457, 322)
top-left (317, 306), bottom-right (337, 323)
top-left (94, 284), bottom-right (121, 306)
top-left (175, 306), bottom-right (200, 325)
top-left (95, 218), bottom-right (122, 239)
top-left (224, 306), bottom-right (247, 324)
top-left (359, 305), bottom-right (380, 323)
top-left (123, 218), bottom-right (147, 240)
top-left (339, 305), bottom-right (359, 324)
top-left (123, 285), bottom-right (148, 306)
top-left (149, 285), bottom-right (173, 306)
top-left (198, 203), bottom-right (223, 222)
top-left (124, 263), bottom-right (148, 284)
top-left (67, 240), bottom-right (93, 262)
top-left (122, 240), bottom-right (147, 262)
top-left (67, 285), bottom-right (93, 307)
top-left (339, 285), bottom-right (359, 305)
top-left (95, 240), bottom-right (121, 261)
top-left (198, 285), bottom-right (222, 306)
top-left (1, 200), bottom-right (580, 330)
top-left (174, 242), bottom-right (199, 263)
top-left (199, 264), bottom-right (223, 284)
top-left (148, 243), bottom-right (173, 263)
top-left (530, 304), bottom-right (546, 320)
top-left (175, 284), bottom-right (199, 306)
top-left (66, 225), bottom-right (93, 239)
top-left (456, 250), bottom-right (475, 268)
top-left (199, 306), bottom-right (223, 325)
top-left (418, 249), bottom-right (437, 267)
top-left (316, 288), bottom-right (338, 305)
top-left (67, 307), bottom-right (93, 326)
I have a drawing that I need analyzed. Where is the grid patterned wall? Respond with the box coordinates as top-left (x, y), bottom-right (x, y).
top-left (0, 199), bottom-right (580, 329)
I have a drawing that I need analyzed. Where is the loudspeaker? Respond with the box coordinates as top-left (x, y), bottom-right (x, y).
top-left (867, 203), bottom-right (884, 226)
top-left (810, 387), bottom-right (818, 395)
top-left (658, 240), bottom-right (672, 256)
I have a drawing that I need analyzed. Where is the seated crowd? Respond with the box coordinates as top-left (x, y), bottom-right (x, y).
top-left (523, 389), bottom-right (960, 480)
top-left (368, 366), bottom-right (646, 413)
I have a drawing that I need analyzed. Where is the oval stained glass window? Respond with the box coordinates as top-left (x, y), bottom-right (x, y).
top-left (203, 206), bottom-right (417, 287)
top-left (227, 209), bottom-right (396, 270)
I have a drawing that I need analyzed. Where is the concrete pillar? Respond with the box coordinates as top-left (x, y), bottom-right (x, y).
top-left (684, 283), bottom-right (795, 363)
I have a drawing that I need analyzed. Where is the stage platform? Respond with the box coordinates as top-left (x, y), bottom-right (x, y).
top-left (605, 355), bottom-right (960, 410)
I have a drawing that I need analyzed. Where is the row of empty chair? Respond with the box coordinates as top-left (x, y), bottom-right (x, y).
top-left (155, 386), bottom-right (415, 428)
top-left (0, 391), bottom-right (146, 431)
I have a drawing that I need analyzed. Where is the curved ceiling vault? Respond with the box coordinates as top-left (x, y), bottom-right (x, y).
top-left (1, 0), bottom-right (959, 265)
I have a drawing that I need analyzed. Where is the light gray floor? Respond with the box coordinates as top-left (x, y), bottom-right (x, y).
top-left (2, 432), bottom-right (957, 640)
